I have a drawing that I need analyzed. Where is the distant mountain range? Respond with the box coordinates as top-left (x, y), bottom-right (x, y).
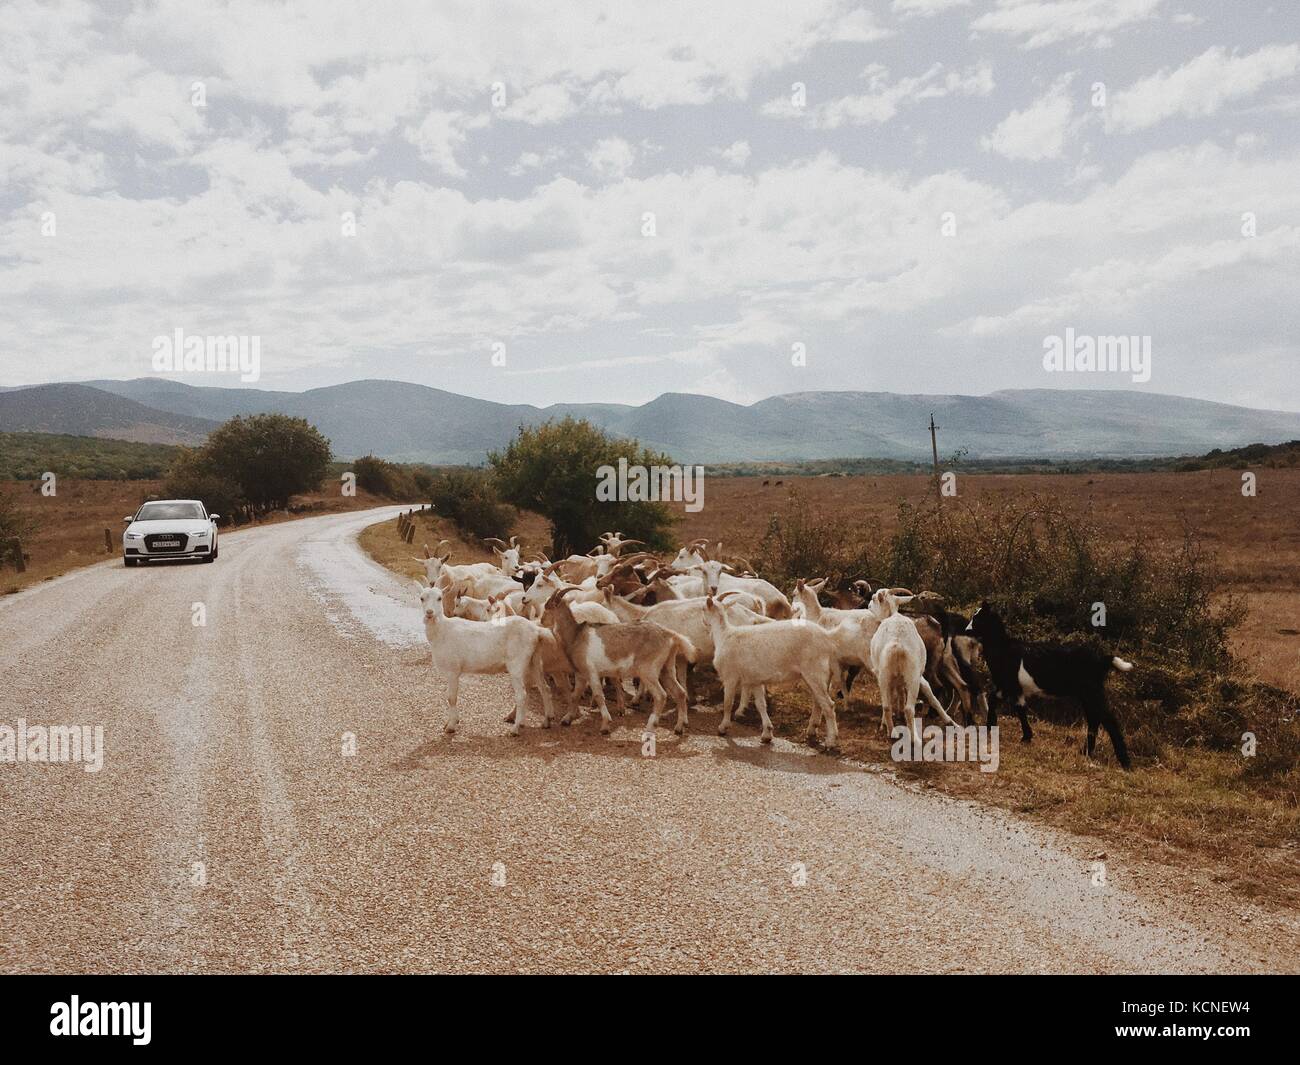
top-left (2, 377), bottom-right (1299, 464)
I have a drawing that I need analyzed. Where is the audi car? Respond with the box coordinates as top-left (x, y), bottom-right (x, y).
top-left (122, 499), bottom-right (220, 566)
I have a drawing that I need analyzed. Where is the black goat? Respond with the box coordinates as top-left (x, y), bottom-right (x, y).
top-left (965, 603), bottom-right (1133, 769)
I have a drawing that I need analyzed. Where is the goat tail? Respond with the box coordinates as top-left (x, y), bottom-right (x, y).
top-left (674, 633), bottom-right (702, 665)
top-left (1111, 656), bottom-right (1134, 672)
top-left (887, 669), bottom-right (909, 715)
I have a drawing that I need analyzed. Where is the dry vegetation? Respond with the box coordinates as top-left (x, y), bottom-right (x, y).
top-left (0, 478), bottom-right (390, 594)
top-left (365, 470), bottom-right (1300, 907)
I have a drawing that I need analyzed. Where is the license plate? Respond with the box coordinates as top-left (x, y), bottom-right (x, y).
top-left (153, 540), bottom-right (180, 548)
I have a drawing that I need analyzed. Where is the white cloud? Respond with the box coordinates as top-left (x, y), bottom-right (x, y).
top-left (891, 0), bottom-right (971, 16)
top-left (766, 61), bottom-right (994, 128)
top-left (714, 140), bottom-right (752, 167)
top-left (982, 76), bottom-right (1075, 160)
top-left (0, 0), bottom-right (1296, 411)
top-left (586, 137), bottom-right (637, 180)
top-left (404, 112), bottom-right (472, 178)
top-left (1107, 44), bottom-right (1300, 132)
top-left (973, 0), bottom-right (1164, 50)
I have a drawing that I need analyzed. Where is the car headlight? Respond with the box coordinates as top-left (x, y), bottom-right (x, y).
top-left (193, 530), bottom-right (210, 539)
top-left (124, 532), bottom-right (143, 541)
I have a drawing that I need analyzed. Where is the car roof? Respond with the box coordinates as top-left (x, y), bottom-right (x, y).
top-left (141, 499), bottom-right (204, 505)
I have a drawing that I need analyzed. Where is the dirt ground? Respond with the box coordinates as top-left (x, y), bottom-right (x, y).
top-left (363, 470), bottom-right (1300, 908)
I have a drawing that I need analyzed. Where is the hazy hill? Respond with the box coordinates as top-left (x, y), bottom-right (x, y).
top-left (3, 378), bottom-right (1300, 464)
top-left (0, 384), bottom-right (216, 445)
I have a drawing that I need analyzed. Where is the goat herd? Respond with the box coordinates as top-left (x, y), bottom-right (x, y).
top-left (412, 532), bottom-right (1134, 770)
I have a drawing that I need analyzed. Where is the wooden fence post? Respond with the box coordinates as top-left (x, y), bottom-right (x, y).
top-left (4, 538), bottom-right (26, 573)
top-left (104, 528), bottom-right (113, 553)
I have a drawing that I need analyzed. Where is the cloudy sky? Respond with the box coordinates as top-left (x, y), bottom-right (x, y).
top-left (1, 0), bottom-right (1297, 410)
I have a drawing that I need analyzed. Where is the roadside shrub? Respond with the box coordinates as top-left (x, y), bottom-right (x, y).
top-left (751, 491), bottom-right (880, 592)
top-left (883, 495), bottom-right (1237, 673)
top-left (489, 418), bottom-right (678, 556)
top-left (429, 470), bottom-right (514, 542)
top-left (163, 449), bottom-right (245, 525)
top-left (201, 414), bottom-right (332, 514)
top-left (352, 455), bottom-right (419, 499)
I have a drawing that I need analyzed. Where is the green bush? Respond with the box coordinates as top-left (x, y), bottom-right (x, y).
top-left (429, 470), bottom-right (514, 543)
top-left (352, 455), bottom-right (419, 499)
top-left (0, 432), bottom-right (179, 480)
top-left (489, 418), bottom-right (678, 556)
top-left (163, 448), bottom-right (246, 522)
top-left (170, 414), bottom-right (332, 518)
top-left (882, 495), bottom-right (1237, 673)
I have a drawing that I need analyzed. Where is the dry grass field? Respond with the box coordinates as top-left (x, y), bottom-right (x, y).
top-left (366, 469), bottom-right (1299, 907)
top-left (0, 478), bottom-right (390, 595)
top-left (684, 470), bottom-right (1300, 696)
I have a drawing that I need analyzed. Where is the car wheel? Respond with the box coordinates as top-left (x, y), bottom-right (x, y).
top-left (203, 549), bottom-right (216, 563)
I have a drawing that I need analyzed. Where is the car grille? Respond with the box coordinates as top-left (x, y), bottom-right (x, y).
top-left (144, 532), bottom-right (189, 553)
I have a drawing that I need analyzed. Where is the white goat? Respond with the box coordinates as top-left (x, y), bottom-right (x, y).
top-left (680, 558), bottom-right (792, 619)
top-left (520, 565), bottom-right (606, 617)
top-left (869, 589), bottom-right (959, 743)
top-left (541, 589), bottom-right (697, 735)
top-left (701, 596), bottom-right (839, 747)
top-left (483, 536), bottom-right (523, 574)
top-left (598, 531), bottom-right (645, 557)
top-left (415, 582), bottom-right (554, 735)
top-left (600, 586), bottom-right (770, 731)
top-left (413, 540), bottom-right (499, 590)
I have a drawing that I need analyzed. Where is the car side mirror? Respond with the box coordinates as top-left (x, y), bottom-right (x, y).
top-left (123, 516), bottom-right (134, 523)
top-left (209, 513), bottom-right (221, 522)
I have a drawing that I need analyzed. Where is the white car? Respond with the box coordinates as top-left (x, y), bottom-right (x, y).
top-left (123, 499), bottom-right (221, 566)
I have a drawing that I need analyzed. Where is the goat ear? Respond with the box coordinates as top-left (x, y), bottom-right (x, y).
top-left (412, 579), bottom-right (427, 593)
top-left (438, 552), bottom-right (451, 563)
top-left (422, 543), bottom-right (432, 559)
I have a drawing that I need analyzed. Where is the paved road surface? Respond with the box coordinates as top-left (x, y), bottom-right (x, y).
top-left (1, 506), bottom-right (1294, 973)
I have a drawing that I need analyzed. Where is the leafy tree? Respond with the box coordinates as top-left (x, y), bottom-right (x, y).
top-left (197, 414), bottom-right (332, 514)
top-left (489, 417), bottom-right (678, 556)
top-left (163, 448), bottom-right (246, 523)
top-left (428, 469), bottom-right (514, 542)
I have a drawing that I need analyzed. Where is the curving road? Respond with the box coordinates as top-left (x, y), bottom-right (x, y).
top-left (0, 506), bottom-right (1293, 973)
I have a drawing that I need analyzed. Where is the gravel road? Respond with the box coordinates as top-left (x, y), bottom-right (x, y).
top-left (1, 506), bottom-right (1294, 973)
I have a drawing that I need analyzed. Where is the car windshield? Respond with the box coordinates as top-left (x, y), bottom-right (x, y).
top-left (136, 502), bottom-right (205, 521)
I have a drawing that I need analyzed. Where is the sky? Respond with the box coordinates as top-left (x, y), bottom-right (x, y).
top-left (1, 0), bottom-right (1297, 411)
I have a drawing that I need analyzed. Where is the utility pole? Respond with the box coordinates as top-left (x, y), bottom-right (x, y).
top-left (928, 413), bottom-right (941, 497)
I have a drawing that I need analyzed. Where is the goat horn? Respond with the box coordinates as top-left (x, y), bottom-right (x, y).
top-left (483, 537), bottom-right (507, 549)
top-left (890, 586), bottom-right (915, 596)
